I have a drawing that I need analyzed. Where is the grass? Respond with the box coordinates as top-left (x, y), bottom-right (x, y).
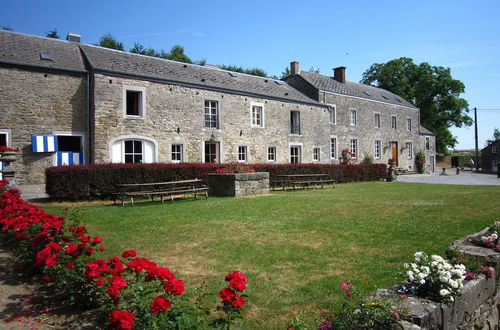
top-left (39, 182), bottom-right (500, 328)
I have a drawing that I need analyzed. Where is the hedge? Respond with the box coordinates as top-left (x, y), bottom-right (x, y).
top-left (45, 163), bottom-right (387, 201)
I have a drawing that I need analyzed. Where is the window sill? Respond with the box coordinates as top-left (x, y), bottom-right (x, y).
top-left (124, 115), bottom-right (145, 120)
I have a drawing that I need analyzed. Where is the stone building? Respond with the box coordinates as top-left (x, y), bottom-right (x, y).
top-left (481, 140), bottom-right (499, 173)
top-left (0, 31), bottom-right (436, 192)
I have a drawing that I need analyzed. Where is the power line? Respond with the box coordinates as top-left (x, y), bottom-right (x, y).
top-left (475, 108), bottom-right (500, 111)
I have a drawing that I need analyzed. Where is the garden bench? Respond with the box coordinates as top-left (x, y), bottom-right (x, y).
top-left (272, 174), bottom-right (336, 191)
top-left (113, 179), bottom-right (208, 206)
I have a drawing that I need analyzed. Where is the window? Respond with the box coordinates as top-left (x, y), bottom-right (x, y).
top-left (290, 146), bottom-right (301, 164)
top-left (123, 86), bottom-right (145, 118)
top-left (171, 144), bottom-right (183, 162)
top-left (55, 134), bottom-right (84, 166)
top-left (204, 141), bottom-right (220, 163)
top-left (204, 100), bottom-right (219, 129)
top-left (238, 146), bottom-right (247, 162)
top-left (350, 139), bottom-right (358, 158)
top-left (57, 136), bottom-right (82, 152)
top-left (425, 137), bottom-right (430, 150)
top-left (328, 105), bottom-right (337, 124)
top-left (391, 116), bottom-right (397, 129)
top-left (406, 142), bottom-right (413, 158)
top-left (111, 137), bottom-right (156, 164)
top-left (313, 148), bottom-right (320, 162)
top-left (492, 145), bottom-right (498, 154)
top-left (268, 147), bottom-right (276, 162)
top-left (251, 104), bottom-right (264, 127)
top-left (290, 111), bottom-right (300, 135)
top-left (407, 118), bottom-right (412, 131)
top-left (330, 137), bottom-right (337, 159)
top-left (350, 109), bottom-right (357, 126)
top-left (375, 140), bottom-right (381, 159)
top-left (0, 132), bottom-right (7, 147)
top-left (374, 113), bottom-right (381, 128)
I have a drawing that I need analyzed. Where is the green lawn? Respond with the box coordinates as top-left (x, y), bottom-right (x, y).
top-left (40, 182), bottom-right (499, 328)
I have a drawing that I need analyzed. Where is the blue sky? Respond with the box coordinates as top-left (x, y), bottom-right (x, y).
top-left (2, 0), bottom-right (499, 149)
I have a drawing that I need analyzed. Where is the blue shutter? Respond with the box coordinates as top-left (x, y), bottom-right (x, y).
top-left (57, 152), bottom-right (84, 166)
top-left (31, 135), bottom-right (58, 152)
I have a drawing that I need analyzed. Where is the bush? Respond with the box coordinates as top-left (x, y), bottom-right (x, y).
top-left (451, 155), bottom-right (477, 168)
top-left (46, 163), bottom-right (387, 201)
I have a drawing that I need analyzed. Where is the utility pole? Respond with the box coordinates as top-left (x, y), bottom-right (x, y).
top-left (474, 107), bottom-right (479, 172)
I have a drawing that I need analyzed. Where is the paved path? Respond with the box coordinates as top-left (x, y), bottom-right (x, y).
top-left (396, 169), bottom-right (500, 185)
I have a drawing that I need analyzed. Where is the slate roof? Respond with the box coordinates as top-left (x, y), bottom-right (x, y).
top-left (419, 126), bottom-right (436, 136)
top-left (291, 70), bottom-right (417, 109)
top-left (79, 44), bottom-right (320, 105)
top-left (0, 31), bottom-right (86, 72)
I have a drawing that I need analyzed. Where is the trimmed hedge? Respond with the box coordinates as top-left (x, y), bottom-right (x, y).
top-left (46, 163), bottom-right (387, 201)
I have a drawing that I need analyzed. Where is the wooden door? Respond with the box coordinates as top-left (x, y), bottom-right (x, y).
top-left (391, 142), bottom-right (398, 166)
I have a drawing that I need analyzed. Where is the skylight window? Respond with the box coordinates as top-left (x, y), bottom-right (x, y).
top-left (228, 72), bottom-right (237, 77)
top-left (275, 80), bottom-right (285, 85)
top-left (363, 91), bottom-right (371, 96)
top-left (39, 52), bottom-right (53, 61)
top-left (381, 94), bottom-right (388, 100)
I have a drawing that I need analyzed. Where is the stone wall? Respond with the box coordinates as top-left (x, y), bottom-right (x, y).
top-left (0, 67), bottom-right (87, 188)
top-left (207, 172), bottom-right (269, 197)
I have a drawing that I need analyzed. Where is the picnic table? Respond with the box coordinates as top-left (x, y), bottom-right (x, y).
top-left (272, 174), bottom-right (336, 191)
top-left (113, 179), bottom-right (208, 206)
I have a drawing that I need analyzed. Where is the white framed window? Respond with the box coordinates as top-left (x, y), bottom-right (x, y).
top-left (330, 137), bottom-right (337, 159)
top-left (391, 116), bottom-right (397, 130)
top-left (251, 103), bottom-right (264, 128)
top-left (328, 104), bottom-right (337, 124)
top-left (123, 85), bottom-right (146, 118)
top-left (238, 146), bottom-right (248, 163)
top-left (425, 137), bottom-right (430, 150)
top-left (313, 147), bottom-right (320, 162)
top-left (110, 136), bottom-right (156, 164)
top-left (406, 142), bottom-right (413, 158)
top-left (375, 140), bottom-right (381, 159)
top-left (53, 132), bottom-right (85, 166)
top-left (406, 118), bottom-right (412, 131)
top-left (290, 111), bottom-right (300, 135)
top-left (171, 144), bottom-right (183, 162)
top-left (492, 145), bottom-right (498, 154)
top-left (268, 146), bottom-right (276, 162)
top-left (374, 113), bottom-right (381, 128)
top-left (0, 131), bottom-right (9, 148)
top-left (290, 144), bottom-right (302, 164)
top-left (350, 109), bottom-right (357, 126)
top-left (204, 100), bottom-right (219, 129)
top-left (350, 139), bottom-right (358, 159)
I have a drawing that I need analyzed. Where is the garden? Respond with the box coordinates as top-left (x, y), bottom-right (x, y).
top-left (1, 176), bottom-right (499, 328)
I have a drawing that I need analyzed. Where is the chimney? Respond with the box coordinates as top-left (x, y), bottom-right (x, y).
top-left (66, 33), bottom-right (81, 43)
top-left (333, 66), bottom-right (346, 83)
top-left (290, 61), bottom-right (300, 75)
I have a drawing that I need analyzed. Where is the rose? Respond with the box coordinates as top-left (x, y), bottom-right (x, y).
top-left (163, 279), bottom-right (185, 295)
top-left (150, 296), bottom-right (172, 314)
top-left (108, 310), bottom-right (134, 330)
top-left (121, 250), bottom-right (137, 258)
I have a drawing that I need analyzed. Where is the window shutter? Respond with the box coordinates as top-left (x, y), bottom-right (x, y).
top-left (56, 152), bottom-right (84, 166)
top-left (31, 135), bottom-right (58, 152)
top-left (144, 140), bottom-right (154, 163)
top-left (111, 141), bottom-right (122, 163)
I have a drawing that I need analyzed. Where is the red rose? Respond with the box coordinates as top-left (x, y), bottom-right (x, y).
top-left (65, 243), bottom-right (79, 255)
top-left (163, 279), bottom-right (185, 295)
top-left (218, 287), bottom-right (236, 302)
top-left (99, 245), bottom-right (105, 252)
top-left (122, 250), bottom-right (137, 258)
top-left (154, 266), bottom-right (176, 281)
top-left (229, 277), bottom-right (247, 291)
top-left (92, 236), bottom-right (104, 245)
top-left (149, 296), bottom-right (172, 314)
top-left (66, 263), bottom-right (75, 269)
top-left (108, 310), bottom-right (134, 330)
top-left (231, 295), bottom-right (245, 308)
top-left (110, 275), bottom-right (127, 289)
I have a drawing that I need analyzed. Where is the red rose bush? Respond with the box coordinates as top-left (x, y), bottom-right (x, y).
top-left (0, 179), bottom-right (248, 329)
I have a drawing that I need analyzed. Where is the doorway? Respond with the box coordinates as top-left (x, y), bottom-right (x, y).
top-left (390, 142), bottom-right (398, 167)
top-left (205, 142), bottom-right (220, 163)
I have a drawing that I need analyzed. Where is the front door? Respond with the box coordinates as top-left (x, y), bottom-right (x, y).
top-left (430, 156), bottom-right (435, 173)
top-left (205, 142), bottom-right (220, 163)
top-left (390, 142), bottom-right (398, 167)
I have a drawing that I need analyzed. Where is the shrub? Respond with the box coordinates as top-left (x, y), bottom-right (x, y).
top-left (415, 151), bottom-right (426, 174)
top-left (46, 163), bottom-right (387, 201)
top-left (362, 154), bottom-right (374, 164)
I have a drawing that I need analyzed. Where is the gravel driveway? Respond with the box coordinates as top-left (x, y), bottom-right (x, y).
top-left (396, 169), bottom-right (500, 185)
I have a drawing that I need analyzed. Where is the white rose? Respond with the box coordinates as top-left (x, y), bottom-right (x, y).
top-left (449, 280), bottom-right (459, 288)
top-left (440, 289), bottom-right (450, 296)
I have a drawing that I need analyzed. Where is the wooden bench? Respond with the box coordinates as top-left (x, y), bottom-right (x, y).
top-left (113, 179), bottom-right (208, 206)
top-left (272, 174), bottom-right (336, 191)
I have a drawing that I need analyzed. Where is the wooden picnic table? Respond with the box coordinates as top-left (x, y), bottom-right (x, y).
top-left (273, 174), bottom-right (336, 191)
top-left (114, 179), bottom-right (208, 206)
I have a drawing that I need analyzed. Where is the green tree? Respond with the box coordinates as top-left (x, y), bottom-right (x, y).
top-left (361, 57), bottom-right (471, 153)
top-left (220, 64), bottom-right (267, 77)
top-left (280, 66), bottom-right (291, 78)
top-left (96, 33), bottom-right (124, 51)
top-left (486, 128), bottom-right (500, 145)
top-left (130, 43), bottom-right (193, 64)
top-left (166, 45), bottom-right (193, 63)
top-left (46, 28), bottom-right (60, 39)
top-left (1, 25), bottom-right (13, 31)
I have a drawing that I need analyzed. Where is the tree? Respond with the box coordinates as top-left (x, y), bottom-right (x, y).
top-left (130, 43), bottom-right (193, 64)
top-left (486, 128), bottom-right (500, 145)
top-left (361, 57), bottom-right (471, 153)
top-left (220, 65), bottom-right (267, 77)
top-left (46, 28), bottom-right (60, 39)
top-left (1, 26), bottom-right (13, 31)
top-left (96, 33), bottom-right (124, 51)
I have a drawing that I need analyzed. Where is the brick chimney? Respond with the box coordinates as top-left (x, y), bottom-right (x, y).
top-left (333, 66), bottom-right (346, 83)
top-left (290, 61), bottom-right (300, 75)
top-left (66, 33), bottom-right (81, 43)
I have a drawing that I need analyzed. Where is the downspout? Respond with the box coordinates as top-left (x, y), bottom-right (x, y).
top-left (79, 46), bottom-right (95, 165)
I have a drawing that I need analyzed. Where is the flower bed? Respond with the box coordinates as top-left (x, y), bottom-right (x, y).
top-left (0, 179), bottom-right (247, 329)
